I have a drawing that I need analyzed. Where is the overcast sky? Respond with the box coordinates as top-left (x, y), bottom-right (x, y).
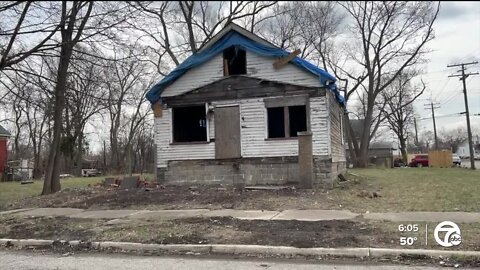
top-left (412, 1), bottom-right (480, 137)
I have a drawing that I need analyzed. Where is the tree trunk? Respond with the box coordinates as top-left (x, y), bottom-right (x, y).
top-left (74, 134), bottom-right (83, 176)
top-left (42, 43), bottom-right (73, 195)
top-left (399, 136), bottom-right (408, 164)
top-left (344, 113), bottom-right (359, 166)
top-left (355, 109), bottom-right (373, 168)
top-left (110, 131), bottom-right (119, 173)
top-left (126, 143), bottom-right (133, 176)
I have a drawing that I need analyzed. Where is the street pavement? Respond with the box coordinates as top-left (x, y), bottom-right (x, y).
top-left (3, 207), bottom-right (480, 223)
top-left (0, 250), bottom-right (462, 270)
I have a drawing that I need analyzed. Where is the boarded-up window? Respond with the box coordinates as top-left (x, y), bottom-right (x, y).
top-left (172, 106), bottom-right (207, 142)
top-left (267, 105), bottom-right (307, 138)
top-left (223, 46), bottom-right (246, 75)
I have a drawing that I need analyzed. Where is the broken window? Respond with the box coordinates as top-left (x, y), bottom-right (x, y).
top-left (223, 46), bottom-right (246, 76)
top-left (267, 105), bottom-right (307, 139)
top-left (172, 105), bottom-right (207, 143)
top-left (289, 106), bottom-right (307, 137)
top-left (267, 107), bottom-right (285, 138)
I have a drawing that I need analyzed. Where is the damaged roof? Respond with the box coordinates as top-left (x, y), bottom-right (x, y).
top-left (146, 23), bottom-right (343, 106)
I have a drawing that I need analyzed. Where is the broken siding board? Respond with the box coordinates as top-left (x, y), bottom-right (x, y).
top-left (161, 54), bottom-right (224, 97)
top-left (327, 91), bottom-right (346, 162)
top-left (310, 97), bottom-right (330, 156)
top-left (246, 51), bottom-right (322, 88)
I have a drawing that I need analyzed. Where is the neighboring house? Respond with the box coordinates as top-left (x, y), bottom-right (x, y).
top-left (456, 135), bottom-right (480, 158)
top-left (0, 124), bottom-right (11, 177)
top-left (347, 119), bottom-right (396, 167)
top-left (146, 23), bottom-right (346, 186)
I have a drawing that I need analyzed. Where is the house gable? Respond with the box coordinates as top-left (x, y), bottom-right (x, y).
top-left (146, 24), bottom-right (342, 106)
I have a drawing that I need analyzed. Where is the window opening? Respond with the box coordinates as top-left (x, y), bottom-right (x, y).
top-left (172, 105), bottom-right (207, 142)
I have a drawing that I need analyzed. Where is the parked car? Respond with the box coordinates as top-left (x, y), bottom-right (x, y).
top-left (409, 154), bottom-right (429, 167)
top-left (452, 154), bottom-right (461, 166)
top-left (475, 153), bottom-right (480, 160)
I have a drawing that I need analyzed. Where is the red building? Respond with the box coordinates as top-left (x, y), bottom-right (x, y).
top-left (0, 124), bottom-right (11, 175)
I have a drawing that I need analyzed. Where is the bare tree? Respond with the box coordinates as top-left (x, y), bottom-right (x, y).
top-left (439, 127), bottom-right (469, 153)
top-left (0, 57), bottom-right (55, 179)
top-left (42, 1), bottom-right (94, 195)
top-left (128, 1), bottom-right (277, 75)
top-left (0, 2), bottom-right (61, 71)
top-left (381, 72), bottom-right (425, 163)
top-left (104, 47), bottom-right (149, 173)
top-left (62, 47), bottom-right (107, 176)
top-left (324, 1), bottom-right (440, 167)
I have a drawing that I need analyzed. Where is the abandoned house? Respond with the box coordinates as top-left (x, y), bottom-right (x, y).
top-left (146, 23), bottom-right (346, 186)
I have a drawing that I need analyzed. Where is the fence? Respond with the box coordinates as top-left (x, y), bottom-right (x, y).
top-left (428, 150), bottom-right (453, 168)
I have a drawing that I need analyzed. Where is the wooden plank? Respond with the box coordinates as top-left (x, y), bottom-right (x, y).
top-left (284, 106), bottom-right (290, 138)
top-left (215, 106), bottom-right (241, 159)
top-left (223, 59), bottom-right (229, 76)
top-left (273, 49), bottom-right (301, 69)
top-left (153, 101), bottom-right (163, 118)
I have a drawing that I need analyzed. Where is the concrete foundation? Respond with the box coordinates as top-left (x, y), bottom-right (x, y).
top-left (157, 156), bottom-right (346, 186)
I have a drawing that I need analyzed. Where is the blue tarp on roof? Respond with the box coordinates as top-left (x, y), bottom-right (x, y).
top-left (146, 31), bottom-right (344, 106)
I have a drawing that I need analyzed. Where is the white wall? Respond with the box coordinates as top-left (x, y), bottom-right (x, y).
top-left (246, 51), bottom-right (322, 87)
top-left (160, 51), bottom-right (322, 98)
top-left (310, 96), bottom-right (330, 156)
top-left (161, 55), bottom-right (224, 97)
top-left (156, 97), bottom-right (330, 167)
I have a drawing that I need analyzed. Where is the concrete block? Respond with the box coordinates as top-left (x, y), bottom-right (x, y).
top-left (120, 176), bottom-right (139, 189)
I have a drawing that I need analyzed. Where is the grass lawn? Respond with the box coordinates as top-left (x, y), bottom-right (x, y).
top-left (334, 167), bottom-right (480, 212)
top-left (0, 176), bottom-right (103, 209)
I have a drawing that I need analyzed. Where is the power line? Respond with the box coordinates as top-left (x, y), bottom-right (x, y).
top-left (447, 61), bottom-right (479, 170)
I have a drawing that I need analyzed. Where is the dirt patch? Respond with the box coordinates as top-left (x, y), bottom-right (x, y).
top-left (5, 182), bottom-right (365, 212)
top-left (2, 172), bottom-right (381, 212)
top-left (182, 217), bottom-right (394, 248)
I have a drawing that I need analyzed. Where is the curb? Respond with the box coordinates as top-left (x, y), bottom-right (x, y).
top-left (1, 239), bottom-right (479, 258)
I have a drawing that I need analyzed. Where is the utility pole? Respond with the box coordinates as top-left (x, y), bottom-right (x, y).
top-left (424, 102), bottom-right (441, 150)
top-left (448, 61), bottom-right (478, 170)
top-left (103, 140), bottom-right (106, 171)
top-left (413, 117), bottom-right (419, 146)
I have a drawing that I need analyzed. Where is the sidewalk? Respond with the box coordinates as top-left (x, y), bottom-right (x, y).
top-left (2, 208), bottom-right (480, 223)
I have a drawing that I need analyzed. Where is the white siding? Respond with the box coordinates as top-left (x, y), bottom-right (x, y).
top-left (160, 51), bottom-right (323, 98)
top-left (310, 96), bottom-right (330, 156)
top-left (161, 54), bottom-right (224, 97)
top-left (155, 97), bottom-right (330, 168)
top-left (246, 51), bottom-right (322, 87)
top-left (240, 98), bottom-right (299, 157)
